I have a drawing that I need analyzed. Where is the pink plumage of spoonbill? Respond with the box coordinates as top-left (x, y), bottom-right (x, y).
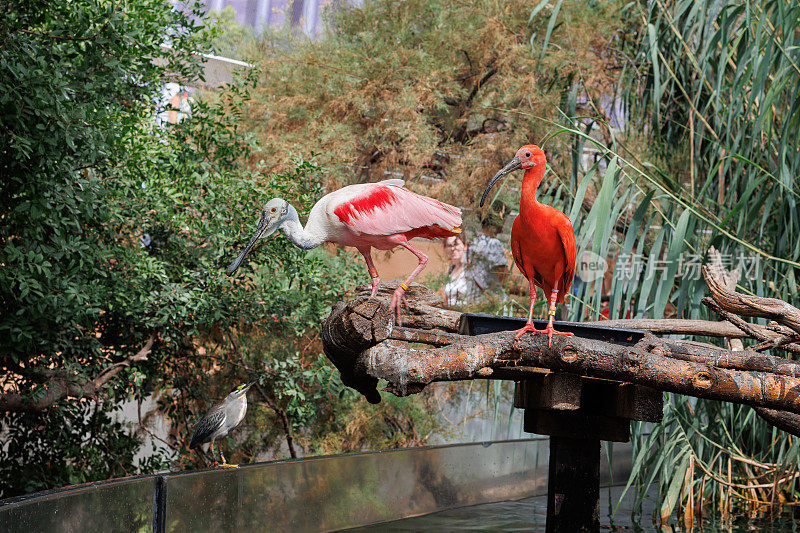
top-left (226, 179), bottom-right (462, 319)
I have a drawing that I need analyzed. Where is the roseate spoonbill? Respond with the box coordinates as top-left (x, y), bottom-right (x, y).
top-left (226, 179), bottom-right (462, 320)
top-left (480, 145), bottom-right (576, 345)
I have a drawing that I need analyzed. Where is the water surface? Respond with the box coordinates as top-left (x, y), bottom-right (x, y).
top-left (349, 485), bottom-right (800, 532)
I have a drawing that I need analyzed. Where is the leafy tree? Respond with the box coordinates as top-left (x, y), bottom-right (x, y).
top-left (0, 0), bottom-right (448, 497)
top-left (0, 0), bottom-right (250, 495)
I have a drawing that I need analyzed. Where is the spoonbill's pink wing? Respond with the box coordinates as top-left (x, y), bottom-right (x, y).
top-left (333, 183), bottom-right (461, 237)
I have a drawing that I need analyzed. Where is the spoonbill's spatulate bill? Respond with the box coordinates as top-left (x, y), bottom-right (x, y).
top-left (226, 179), bottom-right (462, 320)
top-left (480, 145), bottom-right (576, 345)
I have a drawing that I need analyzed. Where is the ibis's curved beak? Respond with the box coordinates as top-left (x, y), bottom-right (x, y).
top-left (225, 213), bottom-right (278, 276)
top-left (480, 156), bottom-right (524, 207)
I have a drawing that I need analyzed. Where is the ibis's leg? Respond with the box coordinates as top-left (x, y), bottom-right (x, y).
top-left (391, 242), bottom-right (429, 324)
top-left (359, 248), bottom-right (381, 298)
top-left (541, 282), bottom-right (574, 346)
top-left (516, 281), bottom-right (573, 346)
top-left (514, 279), bottom-right (542, 338)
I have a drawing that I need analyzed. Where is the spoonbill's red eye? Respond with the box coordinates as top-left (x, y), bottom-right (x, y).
top-left (271, 208), bottom-right (277, 213)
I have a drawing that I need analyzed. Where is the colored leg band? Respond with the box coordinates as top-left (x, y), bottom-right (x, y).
top-left (400, 283), bottom-right (409, 291)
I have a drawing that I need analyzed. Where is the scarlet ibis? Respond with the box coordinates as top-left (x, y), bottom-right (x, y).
top-left (226, 179), bottom-right (462, 320)
top-left (480, 145), bottom-right (576, 345)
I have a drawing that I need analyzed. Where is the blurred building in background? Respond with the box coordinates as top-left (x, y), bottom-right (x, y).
top-left (201, 0), bottom-right (360, 36)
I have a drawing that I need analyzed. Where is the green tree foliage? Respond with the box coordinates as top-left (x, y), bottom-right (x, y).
top-left (237, 0), bottom-right (624, 212)
top-left (0, 0), bottom-right (260, 495)
top-left (0, 0), bottom-right (447, 497)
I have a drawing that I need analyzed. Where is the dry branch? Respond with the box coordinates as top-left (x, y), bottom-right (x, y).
top-left (704, 247), bottom-right (800, 335)
top-left (0, 335), bottom-right (155, 412)
top-left (582, 317), bottom-right (775, 339)
top-left (702, 297), bottom-right (800, 355)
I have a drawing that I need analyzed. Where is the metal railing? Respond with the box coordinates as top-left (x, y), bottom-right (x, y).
top-left (1, 438), bottom-right (632, 532)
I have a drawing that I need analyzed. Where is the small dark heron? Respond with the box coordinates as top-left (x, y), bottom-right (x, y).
top-left (190, 380), bottom-right (257, 468)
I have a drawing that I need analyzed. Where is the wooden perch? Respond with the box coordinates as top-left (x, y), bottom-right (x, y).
top-left (326, 251), bottom-right (800, 437)
top-left (355, 282), bottom-right (774, 339)
top-left (323, 298), bottom-right (800, 415)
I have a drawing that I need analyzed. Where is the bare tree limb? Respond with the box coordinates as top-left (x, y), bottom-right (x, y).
top-left (0, 335), bottom-right (155, 412)
top-left (704, 247), bottom-right (800, 335)
top-left (702, 297), bottom-right (800, 355)
top-left (359, 331), bottom-right (800, 415)
top-left (754, 407), bottom-right (800, 437)
top-left (582, 317), bottom-right (775, 339)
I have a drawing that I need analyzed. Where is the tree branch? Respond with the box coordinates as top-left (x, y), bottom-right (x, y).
top-left (702, 297), bottom-right (800, 355)
top-left (583, 317), bottom-right (775, 339)
top-left (754, 407), bottom-right (800, 437)
top-left (703, 247), bottom-right (800, 335)
top-left (0, 335), bottom-right (155, 412)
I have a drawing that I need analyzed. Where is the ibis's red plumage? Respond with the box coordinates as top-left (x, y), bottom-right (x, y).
top-left (483, 144), bottom-right (576, 344)
top-left (510, 146), bottom-right (576, 301)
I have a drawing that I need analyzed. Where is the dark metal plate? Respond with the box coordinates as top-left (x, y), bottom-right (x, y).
top-left (458, 313), bottom-right (646, 346)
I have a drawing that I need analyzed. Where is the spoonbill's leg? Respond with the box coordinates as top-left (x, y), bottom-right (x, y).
top-left (514, 279), bottom-right (543, 338)
top-left (359, 247), bottom-right (380, 297)
top-left (391, 242), bottom-right (428, 324)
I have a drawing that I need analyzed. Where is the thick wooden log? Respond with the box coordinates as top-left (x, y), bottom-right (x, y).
top-left (321, 298), bottom-right (393, 404)
top-left (393, 321), bottom-right (800, 378)
top-left (357, 332), bottom-right (800, 414)
top-left (321, 294), bottom-right (800, 436)
top-left (321, 297), bottom-right (800, 414)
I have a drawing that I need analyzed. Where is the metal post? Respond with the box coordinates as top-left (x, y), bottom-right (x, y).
top-left (546, 437), bottom-right (600, 533)
top-left (152, 475), bottom-right (167, 533)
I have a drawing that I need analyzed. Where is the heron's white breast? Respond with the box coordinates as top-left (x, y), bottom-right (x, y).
top-left (224, 395), bottom-right (248, 434)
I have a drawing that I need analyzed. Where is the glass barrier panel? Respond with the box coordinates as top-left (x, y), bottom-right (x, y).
top-left (164, 439), bottom-right (548, 532)
top-left (0, 476), bottom-right (155, 533)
